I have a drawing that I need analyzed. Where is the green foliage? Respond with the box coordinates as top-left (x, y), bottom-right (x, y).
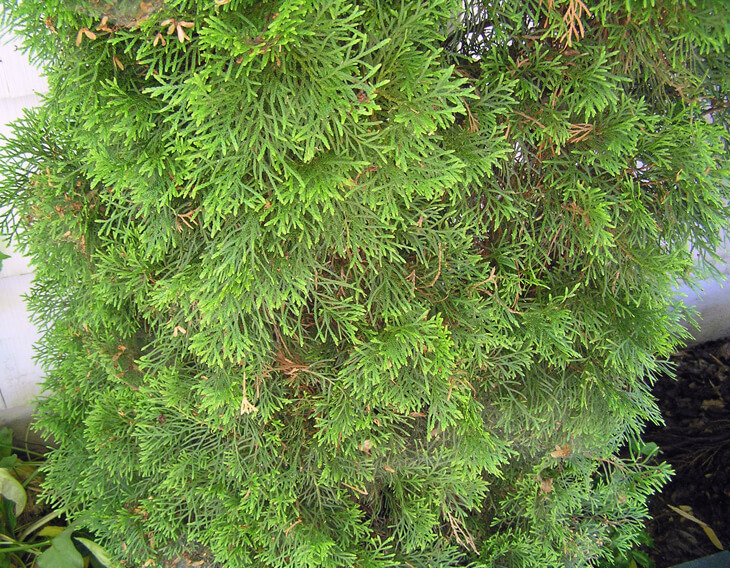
top-left (0, 0), bottom-right (728, 566)
top-left (0, 428), bottom-right (119, 568)
top-left (35, 525), bottom-right (84, 568)
top-left (602, 528), bottom-right (655, 568)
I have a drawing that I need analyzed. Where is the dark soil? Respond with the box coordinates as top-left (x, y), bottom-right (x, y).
top-left (644, 338), bottom-right (730, 567)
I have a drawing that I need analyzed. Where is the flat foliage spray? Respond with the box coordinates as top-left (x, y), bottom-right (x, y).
top-left (0, 1), bottom-right (728, 566)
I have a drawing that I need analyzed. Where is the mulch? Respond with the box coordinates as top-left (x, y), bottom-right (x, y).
top-left (643, 337), bottom-right (730, 567)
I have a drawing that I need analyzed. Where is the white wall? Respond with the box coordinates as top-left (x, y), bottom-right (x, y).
top-left (0, 34), bottom-right (46, 438)
top-left (676, 247), bottom-right (730, 345)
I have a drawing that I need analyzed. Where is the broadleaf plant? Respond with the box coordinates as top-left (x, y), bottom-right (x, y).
top-left (0, 1), bottom-right (728, 566)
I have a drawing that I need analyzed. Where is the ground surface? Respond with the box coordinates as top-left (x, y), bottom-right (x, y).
top-left (644, 338), bottom-right (730, 567)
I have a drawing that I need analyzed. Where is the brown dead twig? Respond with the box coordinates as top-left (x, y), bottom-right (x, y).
top-left (442, 506), bottom-right (478, 553)
top-left (560, 0), bottom-right (593, 47)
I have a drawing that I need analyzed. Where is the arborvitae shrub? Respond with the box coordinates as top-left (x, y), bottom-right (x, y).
top-left (1, 1), bottom-right (728, 566)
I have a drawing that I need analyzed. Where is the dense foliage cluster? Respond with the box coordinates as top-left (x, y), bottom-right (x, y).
top-left (1, 0), bottom-right (728, 566)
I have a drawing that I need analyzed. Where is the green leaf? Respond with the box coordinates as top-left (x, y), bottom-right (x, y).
top-left (640, 442), bottom-right (659, 457)
top-left (0, 468), bottom-right (27, 516)
top-left (36, 526), bottom-right (84, 568)
top-left (0, 547), bottom-right (10, 568)
top-left (632, 550), bottom-right (652, 567)
top-left (0, 495), bottom-right (18, 535)
top-left (0, 428), bottom-right (12, 459)
top-left (75, 537), bottom-right (124, 568)
top-left (39, 525), bottom-right (67, 538)
top-left (0, 455), bottom-right (18, 469)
